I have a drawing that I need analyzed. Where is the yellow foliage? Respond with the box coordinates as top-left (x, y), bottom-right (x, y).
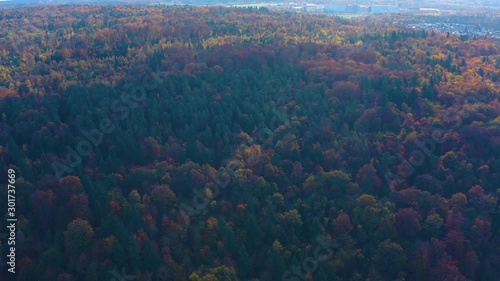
top-left (206, 217), bottom-right (218, 231)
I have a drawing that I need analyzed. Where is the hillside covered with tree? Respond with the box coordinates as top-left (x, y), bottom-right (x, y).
top-left (0, 5), bottom-right (499, 281)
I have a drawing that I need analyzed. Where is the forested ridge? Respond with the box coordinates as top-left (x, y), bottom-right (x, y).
top-left (0, 5), bottom-right (499, 281)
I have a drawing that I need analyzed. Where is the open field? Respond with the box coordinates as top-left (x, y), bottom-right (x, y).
top-left (331, 13), bottom-right (363, 18)
top-left (229, 2), bottom-right (281, 7)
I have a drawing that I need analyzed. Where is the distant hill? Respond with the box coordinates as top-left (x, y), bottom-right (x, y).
top-left (1, 0), bottom-right (500, 8)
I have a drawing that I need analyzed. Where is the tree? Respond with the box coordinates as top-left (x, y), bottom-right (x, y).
top-left (431, 260), bottom-right (467, 281)
top-left (270, 241), bottom-right (286, 281)
top-left (32, 189), bottom-right (56, 231)
top-left (279, 209), bottom-right (303, 243)
top-left (467, 217), bottom-right (492, 251)
top-left (373, 240), bottom-right (407, 280)
top-left (356, 162), bottom-right (382, 194)
top-left (56, 176), bottom-right (83, 204)
top-left (150, 184), bottom-right (176, 213)
top-left (395, 208), bottom-right (421, 239)
top-left (194, 266), bottom-right (239, 281)
top-left (424, 214), bottom-right (444, 238)
top-left (64, 219), bottom-right (94, 256)
top-left (142, 239), bottom-right (161, 272)
top-left (449, 193), bottom-right (467, 212)
top-left (468, 185), bottom-right (497, 214)
top-left (409, 242), bottom-right (432, 281)
top-left (237, 245), bottom-right (253, 279)
top-left (143, 136), bottom-right (162, 162)
top-left (333, 213), bottom-right (353, 237)
top-left (245, 215), bottom-right (262, 255)
top-left (354, 194), bottom-right (381, 234)
top-left (68, 194), bottom-right (91, 220)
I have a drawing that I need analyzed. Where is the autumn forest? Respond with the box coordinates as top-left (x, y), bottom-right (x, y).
top-left (0, 5), bottom-right (499, 281)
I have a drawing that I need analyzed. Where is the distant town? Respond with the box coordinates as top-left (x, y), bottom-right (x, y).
top-left (410, 23), bottom-right (500, 40)
top-left (1, 0), bottom-right (499, 40)
top-left (263, 2), bottom-right (400, 15)
top-left (220, 2), bottom-right (500, 40)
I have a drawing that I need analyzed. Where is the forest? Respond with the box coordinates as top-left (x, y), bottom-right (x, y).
top-left (0, 5), bottom-right (499, 281)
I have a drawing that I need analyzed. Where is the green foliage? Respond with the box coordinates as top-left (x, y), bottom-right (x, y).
top-left (0, 5), bottom-right (499, 281)
top-left (64, 219), bottom-right (94, 256)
